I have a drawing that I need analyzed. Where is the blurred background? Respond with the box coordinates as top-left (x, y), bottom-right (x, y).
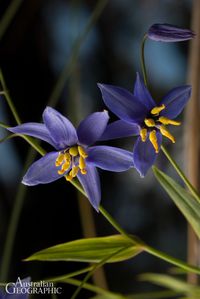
top-left (0, 0), bottom-right (194, 298)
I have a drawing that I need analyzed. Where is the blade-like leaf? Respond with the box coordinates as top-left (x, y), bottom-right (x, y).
top-left (140, 273), bottom-right (200, 297)
top-left (25, 235), bottom-right (142, 263)
top-left (153, 166), bottom-right (200, 239)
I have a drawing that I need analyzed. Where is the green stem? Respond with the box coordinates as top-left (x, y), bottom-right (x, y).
top-left (0, 69), bottom-right (21, 125)
top-left (48, 0), bottom-right (108, 107)
top-left (0, 0), bottom-right (23, 41)
top-left (140, 37), bottom-right (200, 204)
top-left (161, 145), bottom-right (200, 203)
top-left (140, 34), bottom-right (148, 86)
top-left (48, 266), bottom-right (93, 282)
top-left (70, 247), bottom-right (128, 299)
top-left (60, 278), bottom-right (122, 299)
top-left (144, 245), bottom-right (200, 275)
top-left (70, 179), bottom-right (136, 243)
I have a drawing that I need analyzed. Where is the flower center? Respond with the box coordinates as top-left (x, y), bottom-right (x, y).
top-left (139, 104), bottom-right (181, 153)
top-left (55, 145), bottom-right (88, 181)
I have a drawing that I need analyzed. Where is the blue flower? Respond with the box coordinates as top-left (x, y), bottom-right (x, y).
top-left (98, 73), bottom-right (191, 177)
top-left (147, 23), bottom-right (195, 42)
top-left (0, 278), bottom-right (30, 299)
top-left (8, 107), bottom-right (133, 211)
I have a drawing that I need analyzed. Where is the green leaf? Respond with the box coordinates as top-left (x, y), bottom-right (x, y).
top-left (153, 167), bottom-right (200, 239)
top-left (25, 235), bottom-right (142, 263)
top-left (140, 273), bottom-right (200, 297)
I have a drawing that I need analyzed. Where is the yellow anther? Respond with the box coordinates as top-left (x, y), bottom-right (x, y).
top-left (72, 166), bottom-right (79, 177)
top-left (69, 146), bottom-right (78, 156)
top-left (55, 153), bottom-right (65, 167)
top-left (159, 125), bottom-right (175, 143)
top-left (149, 130), bottom-right (159, 153)
top-left (62, 161), bottom-right (71, 171)
top-left (151, 104), bottom-right (165, 115)
top-left (158, 116), bottom-right (181, 126)
top-left (144, 118), bottom-right (155, 127)
top-left (78, 146), bottom-right (88, 158)
top-left (65, 173), bottom-right (73, 181)
top-left (64, 152), bottom-right (71, 161)
top-left (57, 168), bottom-right (66, 175)
top-left (140, 128), bottom-right (147, 142)
top-left (79, 156), bottom-right (86, 170)
top-left (81, 169), bottom-right (87, 175)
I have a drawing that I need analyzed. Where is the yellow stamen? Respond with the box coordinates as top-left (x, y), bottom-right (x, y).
top-left (62, 161), bottom-right (71, 171)
top-left (72, 166), bottom-right (79, 177)
top-left (58, 168), bottom-right (66, 175)
top-left (65, 173), bottom-right (73, 181)
top-left (144, 118), bottom-right (155, 127)
top-left (151, 104), bottom-right (165, 115)
top-left (158, 116), bottom-right (181, 126)
top-left (69, 146), bottom-right (78, 156)
top-left (55, 153), bottom-right (65, 167)
top-left (79, 156), bottom-right (86, 170)
top-left (159, 125), bottom-right (175, 143)
top-left (81, 169), bottom-right (87, 175)
top-left (64, 152), bottom-right (71, 161)
top-left (78, 146), bottom-right (88, 158)
top-left (140, 128), bottom-right (147, 142)
top-left (149, 130), bottom-right (159, 153)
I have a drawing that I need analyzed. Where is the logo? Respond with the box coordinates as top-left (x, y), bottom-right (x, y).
top-left (5, 277), bottom-right (62, 295)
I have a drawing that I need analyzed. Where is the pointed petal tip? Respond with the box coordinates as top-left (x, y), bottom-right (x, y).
top-left (22, 178), bottom-right (33, 186)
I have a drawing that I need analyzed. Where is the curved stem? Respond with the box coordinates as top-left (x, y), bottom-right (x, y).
top-left (0, 0), bottom-right (23, 41)
top-left (0, 70), bottom-right (21, 125)
top-left (70, 179), bottom-right (136, 244)
top-left (161, 145), bottom-right (200, 203)
top-left (140, 34), bottom-right (148, 86)
top-left (70, 247), bottom-right (128, 299)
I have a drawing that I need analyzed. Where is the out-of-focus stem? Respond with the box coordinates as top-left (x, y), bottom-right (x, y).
top-left (140, 34), bottom-right (148, 86)
top-left (0, 0), bottom-right (23, 41)
top-left (185, 0), bottom-right (200, 284)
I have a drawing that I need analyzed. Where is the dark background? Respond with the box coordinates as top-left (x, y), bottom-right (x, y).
top-left (0, 0), bottom-right (192, 298)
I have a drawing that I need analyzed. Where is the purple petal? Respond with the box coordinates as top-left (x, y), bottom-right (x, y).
top-left (22, 152), bottom-right (63, 186)
top-left (160, 85), bottom-right (191, 119)
top-left (43, 107), bottom-right (78, 149)
top-left (87, 146), bottom-right (134, 172)
top-left (77, 111), bottom-right (109, 146)
top-left (77, 165), bottom-right (101, 211)
top-left (148, 24), bottom-right (195, 42)
top-left (5, 277), bottom-right (31, 299)
top-left (133, 133), bottom-right (162, 177)
top-left (133, 73), bottom-right (156, 109)
top-left (8, 123), bottom-right (56, 148)
top-left (100, 120), bottom-right (139, 141)
top-left (98, 83), bottom-right (147, 124)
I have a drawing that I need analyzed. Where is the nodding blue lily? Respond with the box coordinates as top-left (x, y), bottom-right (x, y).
top-left (147, 23), bottom-right (195, 42)
top-left (8, 107), bottom-right (133, 211)
top-left (98, 73), bottom-right (191, 177)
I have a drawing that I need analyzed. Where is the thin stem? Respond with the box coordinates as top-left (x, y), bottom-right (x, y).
top-left (161, 145), bottom-right (200, 203)
top-left (0, 69), bottom-right (21, 124)
top-left (144, 245), bottom-right (200, 275)
top-left (70, 247), bottom-right (128, 299)
top-left (140, 34), bottom-right (148, 86)
top-left (0, 0), bottom-right (23, 41)
top-left (70, 180), bottom-right (136, 244)
top-left (61, 278), bottom-right (122, 298)
top-left (48, 266), bottom-right (93, 282)
top-left (48, 0), bottom-right (108, 107)
top-left (99, 206), bottom-right (135, 243)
